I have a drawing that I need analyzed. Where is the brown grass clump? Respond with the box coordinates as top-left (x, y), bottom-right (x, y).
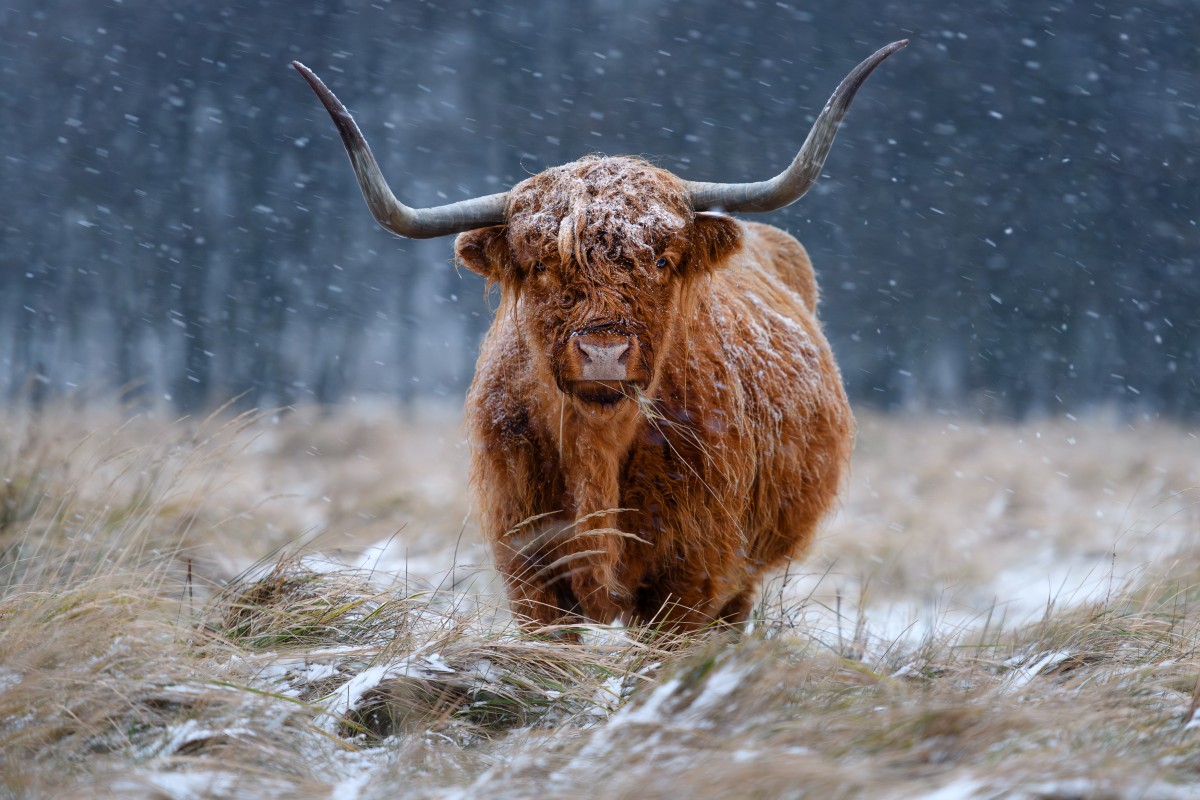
top-left (1, 403), bottom-right (1199, 798)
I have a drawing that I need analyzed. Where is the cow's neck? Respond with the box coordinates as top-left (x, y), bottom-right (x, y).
top-left (551, 393), bottom-right (641, 519)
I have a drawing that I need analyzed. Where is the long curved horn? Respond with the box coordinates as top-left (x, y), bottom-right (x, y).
top-left (686, 40), bottom-right (907, 214)
top-left (292, 61), bottom-right (508, 239)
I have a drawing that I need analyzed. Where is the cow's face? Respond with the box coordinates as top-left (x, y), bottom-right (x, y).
top-left (456, 157), bottom-right (741, 406)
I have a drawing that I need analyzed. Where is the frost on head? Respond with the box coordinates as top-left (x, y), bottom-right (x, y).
top-left (506, 156), bottom-right (690, 269)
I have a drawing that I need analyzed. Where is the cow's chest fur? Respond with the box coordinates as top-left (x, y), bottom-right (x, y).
top-left (480, 369), bottom-right (763, 624)
top-left (615, 406), bottom-right (758, 603)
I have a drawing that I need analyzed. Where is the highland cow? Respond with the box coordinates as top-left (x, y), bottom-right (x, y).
top-left (294, 40), bottom-right (905, 633)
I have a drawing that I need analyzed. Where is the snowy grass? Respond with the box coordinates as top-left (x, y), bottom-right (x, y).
top-left (1, 402), bottom-right (1199, 798)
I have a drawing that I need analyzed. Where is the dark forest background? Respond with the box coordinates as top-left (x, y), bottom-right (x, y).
top-left (1, 0), bottom-right (1197, 419)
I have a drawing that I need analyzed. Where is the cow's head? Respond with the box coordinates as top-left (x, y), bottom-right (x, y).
top-left (454, 156), bottom-right (740, 405)
top-left (292, 40), bottom-right (906, 406)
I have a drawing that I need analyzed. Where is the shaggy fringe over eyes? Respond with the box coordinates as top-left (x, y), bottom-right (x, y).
top-left (507, 156), bottom-right (690, 269)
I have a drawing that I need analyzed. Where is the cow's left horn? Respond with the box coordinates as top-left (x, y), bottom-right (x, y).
top-left (293, 61), bottom-right (509, 239)
top-left (686, 40), bottom-right (907, 214)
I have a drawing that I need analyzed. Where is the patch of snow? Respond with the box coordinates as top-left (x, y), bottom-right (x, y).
top-left (559, 674), bottom-right (682, 774)
top-left (329, 772), bottom-right (372, 800)
top-left (423, 652), bottom-right (456, 674)
top-left (587, 674), bottom-right (627, 718)
top-left (0, 667), bottom-right (22, 690)
top-left (298, 662), bottom-right (339, 683)
top-left (354, 536), bottom-right (451, 581)
top-left (581, 622), bottom-right (633, 648)
top-left (144, 719), bottom-right (254, 758)
top-left (1002, 650), bottom-right (1072, 692)
top-left (321, 664), bottom-right (396, 731)
top-left (910, 776), bottom-right (988, 800)
top-left (689, 662), bottom-right (745, 714)
top-left (1013, 778), bottom-right (1198, 800)
top-left (319, 666), bottom-right (393, 729)
top-left (317, 649), bottom-right (469, 731)
top-left (136, 770), bottom-right (237, 799)
top-left (607, 675), bottom-right (682, 729)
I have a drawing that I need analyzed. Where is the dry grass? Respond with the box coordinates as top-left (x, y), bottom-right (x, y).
top-left (1, 401), bottom-right (1199, 799)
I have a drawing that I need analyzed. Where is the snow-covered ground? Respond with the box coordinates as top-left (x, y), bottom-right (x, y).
top-left (2, 404), bottom-right (1199, 798)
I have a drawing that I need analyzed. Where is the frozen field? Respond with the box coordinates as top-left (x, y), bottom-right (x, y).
top-left (2, 403), bottom-right (1198, 798)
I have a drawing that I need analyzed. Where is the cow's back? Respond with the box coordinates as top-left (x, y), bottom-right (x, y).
top-left (738, 221), bottom-right (820, 311)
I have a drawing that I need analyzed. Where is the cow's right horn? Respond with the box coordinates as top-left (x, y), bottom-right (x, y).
top-left (686, 40), bottom-right (907, 214)
top-left (293, 61), bottom-right (509, 239)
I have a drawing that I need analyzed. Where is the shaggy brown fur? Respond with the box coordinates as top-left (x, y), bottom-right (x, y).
top-left (456, 156), bottom-right (853, 633)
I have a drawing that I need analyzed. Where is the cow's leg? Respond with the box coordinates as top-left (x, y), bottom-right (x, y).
top-left (563, 534), bottom-right (627, 625)
top-left (632, 585), bottom-right (712, 633)
top-left (468, 413), bottom-right (596, 632)
top-left (496, 505), bottom-right (628, 625)
top-left (558, 432), bottom-right (633, 625)
top-left (633, 574), bottom-right (755, 634)
top-left (715, 588), bottom-right (756, 627)
top-left (491, 535), bottom-right (586, 631)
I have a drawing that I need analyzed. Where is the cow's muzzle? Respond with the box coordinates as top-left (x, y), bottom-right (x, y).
top-left (558, 331), bottom-right (649, 404)
top-left (575, 333), bottom-right (633, 381)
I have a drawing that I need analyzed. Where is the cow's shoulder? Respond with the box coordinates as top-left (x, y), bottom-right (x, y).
top-left (734, 221), bottom-right (819, 312)
top-left (695, 224), bottom-right (841, 421)
top-left (467, 316), bottom-right (550, 447)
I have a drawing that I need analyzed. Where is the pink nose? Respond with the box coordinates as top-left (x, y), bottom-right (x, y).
top-left (576, 336), bottom-right (630, 381)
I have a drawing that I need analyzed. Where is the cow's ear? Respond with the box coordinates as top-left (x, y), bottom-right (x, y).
top-left (455, 225), bottom-right (510, 281)
top-left (687, 213), bottom-right (743, 272)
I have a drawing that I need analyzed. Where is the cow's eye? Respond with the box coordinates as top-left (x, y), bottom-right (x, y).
top-left (655, 257), bottom-right (668, 269)
top-left (534, 261), bottom-right (547, 273)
